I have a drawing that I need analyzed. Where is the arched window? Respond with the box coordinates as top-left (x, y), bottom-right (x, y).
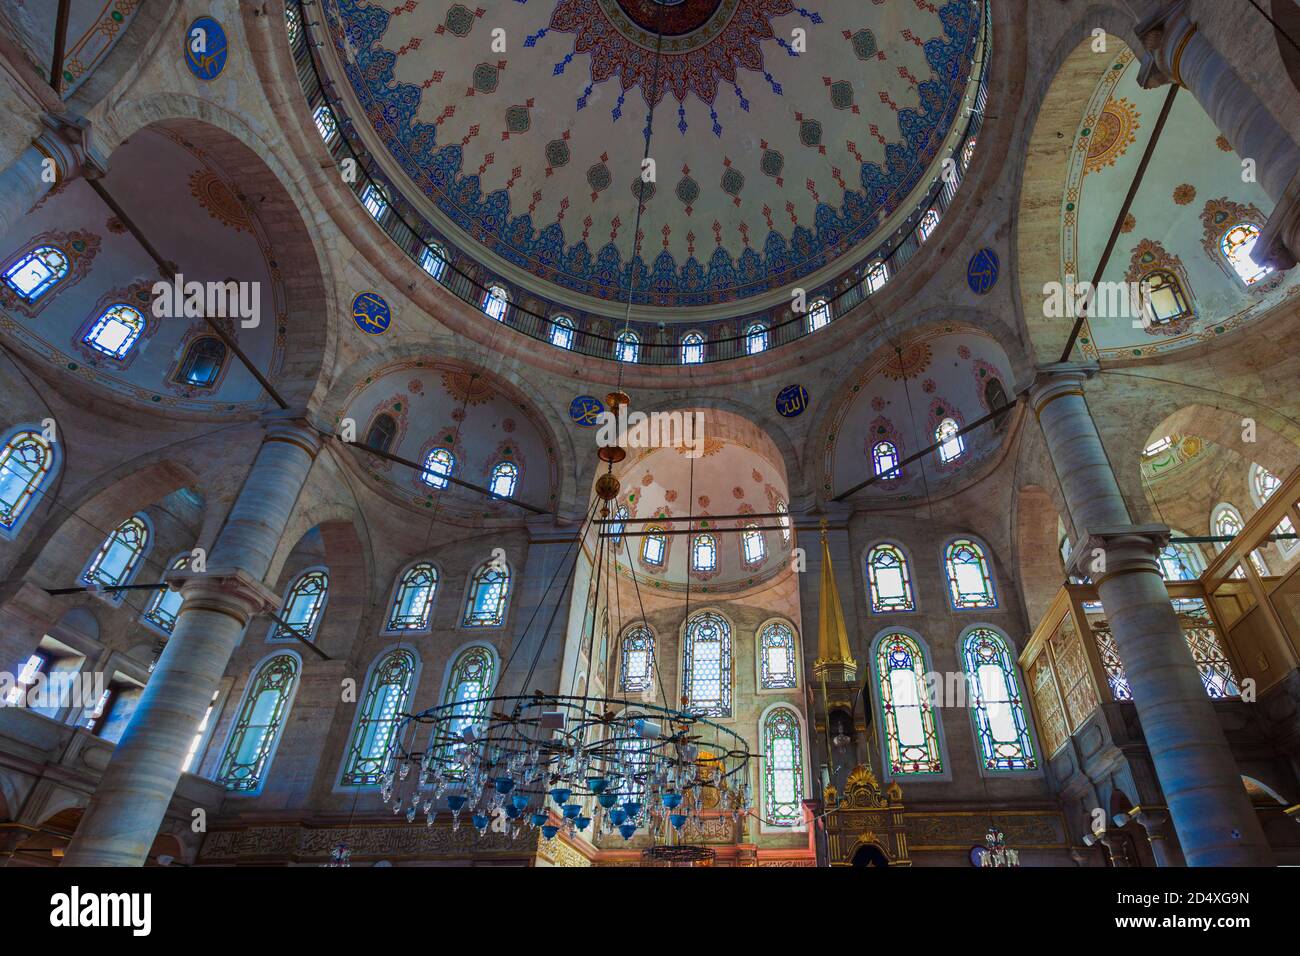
top-left (875, 633), bottom-right (942, 774)
top-left (961, 136), bottom-right (977, 170)
top-left (270, 569), bottom-right (328, 642)
top-left (935, 417), bottom-right (964, 464)
top-left (1221, 222), bottom-right (1272, 286)
top-left (759, 621), bottom-right (797, 689)
top-left (776, 499), bottom-right (791, 544)
top-left (1059, 535), bottom-right (1072, 571)
top-left (83, 303), bottom-right (146, 359)
top-left (1138, 269), bottom-right (1192, 326)
top-left (682, 611), bottom-right (731, 717)
top-left (609, 505), bottom-right (629, 547)
top-left (340, 648), bottom-right (418, 786)
top-left (482, 284), bottom-right (509, 322)
top-left (1159, 535), bottom-right (1205, 581)
top-left (1250, 463), bottom-right (1297, 557)
top-left (365, 413), bottom-right (398, 454)
top-left (386, 562), bottom-right (437, 631)
top-left (0, 427), bottom-right (56, 538)
top-left (742, 524), bottom-right (766, 565)
top-left (420, 243), bottom-right (449, 280)
top-left (463, 559), bottom-right (510, 627)
top-left (143, 553), bottom-right (191, 635)
top-left (313, 104), bottom-right (338, 143)
top-left (866, 543), bottom-right (915, 613)
top-left (550, 315), bottom-right (575, 349)
top-left (3, 246), bottom-right (68, 301)
top-left (963, 628), bottom-right (1036, 771)
top-left (361, 183), bottom-right (389, 220)
top-left (865, 259), bottom-right (889, 293)
top-left (917, 208), bottom-right (940, 242)
top-left (1213, 503), bottom-right (1268, 577)
top-left (82, 514), bottom-right (151, 600)
top-left (681, 331), bottom-right (704, 364)
top-left (761, 706), bottom-right (805, 827)
top-left (642, 526), bottom-right (666, 566)
top-left (438, 644), bottom-right (497, 769)
top-left (616, 330), bottom-right (640, 363)
top-left (692, 532), bottom-right (717, 572)
top-left (420, 447), bottom-right (455, 489)
top-left (216, 653), bottom-right (300, 793)
top-left (872, 440), bottom-right (900, 478)
top-left (745, 322), bottom-right (768, 354)
top-left (488, 461), bottom-right (518, 498)
top-left (944, 539), bottom-right (997, 609)
top-left (620, 625), bottom-right (654, 693)
top-left (285, 3), bottom-right (302, 44)
top-left (807, 297), bottom-right (831, 332)
top-left (174, 336), bottom-right (226, 389)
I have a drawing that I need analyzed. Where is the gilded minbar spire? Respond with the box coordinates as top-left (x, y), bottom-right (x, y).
top-left (813, 520), bottom-right (857, 683)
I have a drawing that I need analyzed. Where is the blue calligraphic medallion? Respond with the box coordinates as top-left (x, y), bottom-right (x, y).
top-left (352, 292), bottom-right (392, 334)
top-left (775, 384), bottom-right (809, 418)
top-left (569, 395), bottom-right (605, 427)
top-left (184, 17), bottom-right (228, 81)
top-left (966, 248), bottom-right (999, 295)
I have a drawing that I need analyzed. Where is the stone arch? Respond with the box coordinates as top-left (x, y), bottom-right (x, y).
top-left (64, 0), bottom-right (181, 113)
top-left (95, 93), bottom-right (338, 410)
top-left (1015, 484), bottom-right (1068, 625)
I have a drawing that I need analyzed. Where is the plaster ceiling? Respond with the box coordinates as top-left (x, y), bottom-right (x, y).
top-left (0, 0), bottom-right (140, 95)
top-left (1060, 47), bottom-right (1300, 358)
top-left (323, 0), bottom-right (981, 312)
top-left (0, 128), bottom-right (285, 412)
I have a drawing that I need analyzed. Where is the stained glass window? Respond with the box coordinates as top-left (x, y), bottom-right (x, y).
top-left (936, 417), bottom-right (964, 463)
top-left (620, 625), bottom-right (654, 693)
top-left (313, 104), bottom-right (338, 143)
top-left (420, 243), bottom-right (449, 280)
top-left (550, 315), bottom-right (575, 349)
top-left (616, 330), bottom-right (640, 363)
top-left (1158, 537), bottom-right (1204, 581)
top-left (1221, 222), bottom-right (1272, 285)
top-left (142, 553), bottom-right (190, 634)
top-left (365, 413), bottom-right (397, 453)
top-left (463, 559), bottom-right (510, 627)
top-left (1177, 599), bottom-right (1240, 698)
top-left (866, 544), bottom-right (915, 613)
top-left (438, 645), bottom-right (496, 768)
top-left (271, 569), bottom-right (328, 642)
top-left (609, 505), bottom-right (629, 546)
top-left (682, 611), bottom-right (731, 717)
top-left (341, 648), bottom-right (418, 786)
top-left (216, 653), bottom-right (300, 793)
top-left (945, 539), bottom-right (997, 609)
top-left (0, 428), bottom-right (55, 536)
top-left (285, 3), bottom-right (302, 44)
top-left (865, 259), bottom-right (889, 293)
top-left (961, 137), bottom-right (977, 170)
top-left (875, 633), bottom-right (942, 774)
top-left (742, 525), bottom-right (766, 565)
top-left (759, 621), bottom-right (797, 689)
top-left (1139, 269), bottom-right (1191, 325)
top-left (81, 514), bottom-right (150, 600)
top-left (692, 532), bottom-right (716, 572)
top-left (420, 447), bottom-right (454, 489)
top-left (489, 461), bottom-right (518, 498)
top-left (681, 332), bottom-right (704, 364)
top-left (776, 499), bottom-right (791, 544)
top-left (917, 208), bottom-right (940, 242)
top-left (3, 246), bottom-right (68, 301)
top-left (963, 628), bottom-right (1036, 771)
top-left (762, 706), bottom-right (805, 826)
top-left (386, 562), bottom-right (437, 631)
top-left (872, 440), bottom-right (900, 478)
top-left (174, 336), bottom-right (226, 388)
top-left (1213, 504), bottom-right (1267, 577)
top-left (1059, 535), bottom-right (1072, 571)
top-left (807, 298), bottom-right (831, 332)
top-left (361, 183), bottom-right (389, 219)
top-left (482, 284), bottom-right (509, 322)
top-left (745, 322), bottom-right (768, 354)
top-left (1250, 463), bottom-right (1297, 556)
top-left (83, 303), bottom-right (146, 359)
top-left (642, 526), bottom-right (665, 566)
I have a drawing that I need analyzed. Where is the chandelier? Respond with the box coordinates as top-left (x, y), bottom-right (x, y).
top-left (378, 693), bottom-right (752, 847)
top-left (980, 825), bottom-right (1020, 867)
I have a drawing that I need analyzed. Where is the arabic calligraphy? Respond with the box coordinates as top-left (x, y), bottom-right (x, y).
top-left (569, 395), bottom-right (605, 427)
top-left (185, 17), bottom-right (229, 82)
top-left (775, 384), bottom-right (809, 418)
top-left (352, 292), bottom-right (392, 335)
top-left (966, 248), bottom-right (999, 295)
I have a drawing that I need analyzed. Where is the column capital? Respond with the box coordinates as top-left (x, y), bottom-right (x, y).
top-left (1074, 525), bottom-right (1169, 584)
top-left (1027, 362), bottom-right (1099, 414)
top-left (171, 567), bottom-right (282, 627)
top-left (259, 408), bottom-right (325, 459)
top-left (36, 112), bottom-right (109, 182)
top-left (1134, 0), bottom-right (1195, 89)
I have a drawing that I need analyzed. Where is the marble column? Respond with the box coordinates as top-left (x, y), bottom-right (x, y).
top-left (1132, 806), bottom-right (1187, 867)
top-left (62, 414), bottom-right (322, 866)
top-left (1031, 364), bottom-right (1272, 866)
top-left (0, 114), bottom-right (106, 238)
top-left (1135, 0), bottom-right (1300, 270)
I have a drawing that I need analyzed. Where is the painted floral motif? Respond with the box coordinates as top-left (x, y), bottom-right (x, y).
top-left (441, 369), bottom-right (495, 405)
top-left (1172, 184), bottom-right (1196, 206)
top-left (189, 170), bottom-right (253, 233)
top-left (881, 341), bottom-right (932, 380)
top-left (1084, 97), bottom-right (1139, 174)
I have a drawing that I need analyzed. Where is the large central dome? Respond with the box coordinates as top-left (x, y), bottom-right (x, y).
top-left (325, 0), bottom-right (981, 311)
